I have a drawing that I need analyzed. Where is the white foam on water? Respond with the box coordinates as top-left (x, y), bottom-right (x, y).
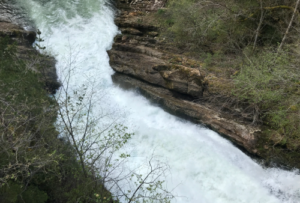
top-left (15, 0), bottom-right (300, 202)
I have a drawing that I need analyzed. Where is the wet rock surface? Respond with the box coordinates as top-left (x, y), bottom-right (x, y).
top-left (0, 1), bottom-right (59, 94)
top-left (109, 0), bottom-right (300, 169)
top-left (108, 0), bottom-right (262, 154)
top-left (112, 73), bottom-right (260, 153)
top-left (0, 0), bottom-right (34, 30)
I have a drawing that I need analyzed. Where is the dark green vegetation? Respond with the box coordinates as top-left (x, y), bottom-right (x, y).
top-left (0, 37), bottom-right (114, 203)
top-left (0, 33), bottom-right (174, 202)
top-left (157, 0), bottom-right (300, 160)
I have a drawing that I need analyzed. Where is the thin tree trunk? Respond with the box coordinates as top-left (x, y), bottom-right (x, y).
top-left (253, 0), bottom-right (264, 51)
top-left (278, 0), bottom-right (300, 52)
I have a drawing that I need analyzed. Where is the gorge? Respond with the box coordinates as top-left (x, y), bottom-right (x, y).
top-left (1, 0), bottom-right (300, 202)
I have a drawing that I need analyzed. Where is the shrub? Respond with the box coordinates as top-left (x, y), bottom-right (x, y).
top-left (233, 49), bottom-right (300, 149)
top-left (158, 0), bottom-right (299, 53)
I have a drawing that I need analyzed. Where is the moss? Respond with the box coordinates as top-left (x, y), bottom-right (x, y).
top-left (165, 80), bottom-right (174, 89)
top-left (0, 39), bottom-right (55, 117)
top-left (11, 30), bottom-right (23, 37)
top-left (185, 59), bottom-right (199, 68)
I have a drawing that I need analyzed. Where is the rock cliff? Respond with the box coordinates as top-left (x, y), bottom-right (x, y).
top-left (0, 0), bottom-right (59, 94)
top-left (108, 0), bottom-right (261, 154)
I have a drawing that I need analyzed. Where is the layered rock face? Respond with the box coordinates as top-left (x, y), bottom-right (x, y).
top-left (0, 21), bottom-right (36, 45)
top-left (108, 0), bottom-right (260, 154)
top-left (0, 0), bottom-right (59, 94)
top-left (109, 0), bottom-right (207, 98)
top-left (111, 45), bottom-right (205, 97)
top-left (0, 0), bottom-right (34, 30)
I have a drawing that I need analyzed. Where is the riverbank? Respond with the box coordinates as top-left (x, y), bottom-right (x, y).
top-left (108, 0), bottom-right (300, 169)
top-left (0, 2), bottom-right (115, 202)
top-left (2, 0), bottom-right (300, 202)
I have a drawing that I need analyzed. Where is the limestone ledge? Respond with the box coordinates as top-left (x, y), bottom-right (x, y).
top-left (107, 0), bottom-right (263, 155)
top-left (112, 73), bottom-right (260, 153)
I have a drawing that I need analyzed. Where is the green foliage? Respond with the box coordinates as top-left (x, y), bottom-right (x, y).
top-left (234, 51), bottom-right (289, 105)
top-left (0, 182), bottom-right (21, 203)
top-left (0, 34), bottom-right (174, 203)
top-left (156, 0), bottom-right (300, 151)
top-left (56, 74), bottom-right (173, 202)
top-left (0, 36), bottom-right (64, 202)
top-left (0, 182), bottom-right (48, 203)
top-left (202, 52), bottom-right (223, 68)
top-left (158, 0), bottom-right (299, 53)
top-left (203, 53), bottom-right (213, 67)
top-left (233, 49), bottom-right (300, 148)
top-left (19, 185), bottom-right (48, 203)
top-left (0, 37), bottom-right (54, 110)
top-left (157, 9), bottom-right (166, 15)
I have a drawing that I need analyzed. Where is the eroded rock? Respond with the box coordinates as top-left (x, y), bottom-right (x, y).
top-left (108, 0), bottom-right (261, 154)
top-left (0, 19), bottom-right (60, 94)
top-left (112, 73), bottom-right (260, 153)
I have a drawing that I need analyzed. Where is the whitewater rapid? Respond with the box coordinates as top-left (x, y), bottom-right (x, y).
top-left (15, 0), bottom-right (300, 202)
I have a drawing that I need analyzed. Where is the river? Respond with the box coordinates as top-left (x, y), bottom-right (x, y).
top-left (13, 0), bottom-right (300, 202)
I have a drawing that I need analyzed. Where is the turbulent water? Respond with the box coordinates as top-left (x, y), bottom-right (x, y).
top-left (13, 0), bottom-right (300, 202)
